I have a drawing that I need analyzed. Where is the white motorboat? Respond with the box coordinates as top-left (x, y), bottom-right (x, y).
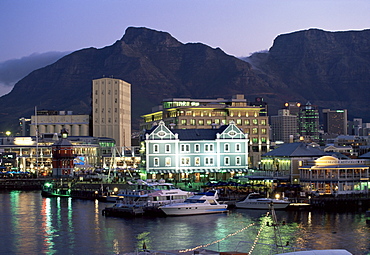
top-left (235, 192), bottom-right (290, 210)
top-left (159, 190), bottom-right (228, 216)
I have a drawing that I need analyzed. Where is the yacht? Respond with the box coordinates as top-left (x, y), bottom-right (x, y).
top-left (235, 192), bottom-right (290, 210)
top-left (159, 190), bottom-right (228, 216)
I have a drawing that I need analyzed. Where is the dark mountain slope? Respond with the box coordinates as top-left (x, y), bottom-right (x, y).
top-left (0, 27), bottom-right (275, 132)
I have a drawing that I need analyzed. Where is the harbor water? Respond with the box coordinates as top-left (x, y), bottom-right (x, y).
top-left (1, 191), bottom-right (370, 255)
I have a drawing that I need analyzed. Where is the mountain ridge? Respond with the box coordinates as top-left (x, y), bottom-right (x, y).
top-left (1, 27), bottom-right (370, 134)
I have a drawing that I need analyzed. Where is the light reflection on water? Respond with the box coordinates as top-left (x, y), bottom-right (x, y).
top-left (0, 191), bottom-right (370, 255)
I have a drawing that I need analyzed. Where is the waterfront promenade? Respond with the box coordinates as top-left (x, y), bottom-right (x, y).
top-left (1, 177), bottom-right (370, 211)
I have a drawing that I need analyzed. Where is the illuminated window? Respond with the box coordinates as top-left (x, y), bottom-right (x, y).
top-left (260, 119), bottom-right (266, 125)
top-left (190, 119), bottom-right (196, 125)
top-left (252, 138), bottom-right (258, 143)
top-left (244, 119), bottom-right (250, 125)
top-left (236, 119), bottom-right (242, 125)
top-left (198, 119), bottom-right (204, 125)
top-left (261, 137), bottom-right (267, 143)
top-left (252, 128), bottom-right (258, 134)
top-left (165, 157), bottom-right (171, 166)
top-left (261, 128), bottom-right (267, 134)
top-left (252, 119), bottom-right (258, 125)
top-left (181, 157), bottom-right (190, 166)
top-left (181, 119), bottom-right (187, 125)
top-left (195, 157), bottom-right (200, 166)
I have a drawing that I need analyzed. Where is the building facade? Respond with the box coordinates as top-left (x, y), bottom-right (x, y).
top-left (141, 120), bottom-right (248, 183)
top-left (322, 109), bottom-right (348, 135)
top-left (298, 102), bottom-right (319, 141)
top-left (300, 156), bottom-right (370, 195)
top-left (30, 110), bottom-right (89, 137)
top-left (92, 78), bottom-right (131, 149)
top-left (140, 94), bottom-right (269, 168)
top-left (270, 109), bottom-right (298, 143)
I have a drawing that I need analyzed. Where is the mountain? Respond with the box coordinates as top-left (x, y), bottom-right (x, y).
top-left (1, 27), bottom-right (370, 134)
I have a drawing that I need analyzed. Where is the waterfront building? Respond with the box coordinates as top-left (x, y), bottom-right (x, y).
top-left (298, 102), bottom-right (319, 141)
top-left (270, 109), bottom-right (298, 143)
top-left (92, 77), bottom-right (131, 150)
top-left (140, 94), bottom-right (268, 169)
top-left (260, 142), bottom-right (325, 184)
top-left (30, 110), bottom-right (89, 137)
top-left (322, 109), bottom-right (348, 135)
top-left (140, 120), bottom-right (248, 183)
top-left (52, 129), bottom-right (74, 176)
top-left (299, 155), bottom-right (370, 195)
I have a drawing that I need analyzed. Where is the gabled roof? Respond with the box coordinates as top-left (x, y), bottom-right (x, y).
top-left (172, 126), bottom-right (228, 140)
top-left (263, 142), bottom-right (325, 157)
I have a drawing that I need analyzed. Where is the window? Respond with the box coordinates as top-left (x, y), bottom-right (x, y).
top-left (154, 158), bottom-right (159, 166)
top-left (181, 119), bottom-right (187, 125)
top-left (235, 143), bottom-right (241, 152)
top-left (194, 144), bottom-right (200, 152)
top-left (244, 119), bottom-right (250, 125)
top-left (165, 157), bottom-right (171, 166)
top-left (252, 138), bottom-right (258, 144)
top-left (165, 144), bottom-right (171, 153)
top-left (224, 157), bottom-right (230, 165)
top-left (261, 137), bottom-right (267, 143)
top-left (236, 156), bottom-right (241, 165)
top-left (205, 144), bottom-right (214, 152)
top-left (236, 119), bottom-right (242, 125)
top-left (205, 157), bottom-right (214, 165)
top-left (190, 119), bottom-right (196, 125)
top-left (181, 157), bottom-right (190, 166)
top-left (195, 157), bottom-right (200, 166)
top-left (224, 143), bottom-right (230, 152)
top-left (260, 119), bottom-right (266, 125)
top-left (153, 144), bottom-right (159, 153)
top-left (198, 119), bottom-right (204, 125)
top-left (261, 128), bottom-right (267, 134)
top-left (252, 128), bottom-right (258, 134)
top-left (252, 119), bottom-right (258, 125)
top-left (181, 144), bottom-right (190, 152)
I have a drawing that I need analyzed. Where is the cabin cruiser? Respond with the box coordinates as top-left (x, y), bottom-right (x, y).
top-left (159, 190), bottom-right (228, 216)
top-left (235, 192), bottom-right (290, 210)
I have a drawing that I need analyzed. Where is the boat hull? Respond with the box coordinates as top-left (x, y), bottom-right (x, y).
top-left (235, 201), bottom-right (290, 210)
top-left (160, 204), bottom-right (228, 216)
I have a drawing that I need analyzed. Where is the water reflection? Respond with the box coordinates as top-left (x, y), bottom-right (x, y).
top-left (1, 191), bottom-right (370, 254)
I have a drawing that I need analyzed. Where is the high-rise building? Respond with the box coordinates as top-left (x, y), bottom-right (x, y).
top-left (140, 94), bottom-right (269, 168)
top-left (92, 78), bottom-right (131, 149)
top-left (283, 102), bottom-right (301, 116)
top-left (270, 109), bottom-right (298, 143)
top-left (322, 109), bottom-right (348, 135)
top-left (298, 102), bottom-right (319, 141)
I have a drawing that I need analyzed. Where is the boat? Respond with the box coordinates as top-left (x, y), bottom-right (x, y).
top-left (159, 190), bottom-right (228, 216)
top-left (102, 179), bottom-right (193, 216)
top-left (41, 180), bottom-right (71, 197)
top-left (235, 192), bottom-right (290, 210)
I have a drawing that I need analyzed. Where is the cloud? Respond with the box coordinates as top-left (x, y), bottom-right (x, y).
top-left (0, 51), bottom-right (70, 96)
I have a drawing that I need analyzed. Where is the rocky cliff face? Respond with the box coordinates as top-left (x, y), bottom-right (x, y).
top-left (1, 27), bottom-right (370, 133)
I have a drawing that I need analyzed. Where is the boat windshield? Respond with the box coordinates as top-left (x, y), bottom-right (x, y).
top-left (248, 194), bottom-right (264, 199)
top-left (184, 199), bottom-right (206, 203)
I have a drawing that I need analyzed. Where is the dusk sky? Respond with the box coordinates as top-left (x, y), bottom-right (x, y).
top-left (1, 0), bottom-right (370, 62)
top-left (0, 0), bottom-right (369, 95)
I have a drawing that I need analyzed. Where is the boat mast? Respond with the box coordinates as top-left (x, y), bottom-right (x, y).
top-left (35, 106), bottom-right (39, 178)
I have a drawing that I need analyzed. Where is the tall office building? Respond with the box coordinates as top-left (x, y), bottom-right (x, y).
top-left (270, 109), bottom-right (298, 143)
top-left (92, 78), bottom-right (131, 149)
top-left (283, 102), bottom-right (301, 116)
top-left (298, 102), bottom-right (319, 141)
top-left (322, 109), bottom-right (348, 135)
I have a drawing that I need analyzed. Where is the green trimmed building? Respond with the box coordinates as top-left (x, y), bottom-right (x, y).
top-left (140, 120), bottom-right (248, 183)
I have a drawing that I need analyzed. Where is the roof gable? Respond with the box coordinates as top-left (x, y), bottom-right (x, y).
top-left (219, 121), bottom-right (246, 139)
